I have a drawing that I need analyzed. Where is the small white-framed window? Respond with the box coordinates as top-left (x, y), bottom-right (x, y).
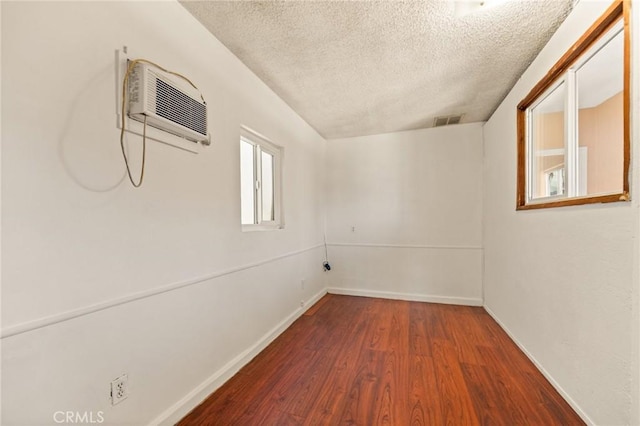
top-left (240, 128), bottom-right (283, 230)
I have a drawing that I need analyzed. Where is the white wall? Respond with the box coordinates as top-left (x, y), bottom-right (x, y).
top-left (325, 124), bottom-right (483, 305)
top-left (1, 2), bottom-right (327, 424)
top-left (483, 1), bottom-right (640, 425)
top-left (4, 1), bottom-right (638, 425)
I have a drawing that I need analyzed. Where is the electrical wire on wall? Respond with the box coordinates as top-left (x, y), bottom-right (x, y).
top-left (323, 233), bottom-right (331, 271)
top-left (119, 58), bottom-right (207, 188)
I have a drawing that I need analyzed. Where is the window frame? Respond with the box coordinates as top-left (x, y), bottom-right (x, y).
top-left (240, 127), bottom-right (283, 231)
top-left (516, 0), bottom-right (630, 210)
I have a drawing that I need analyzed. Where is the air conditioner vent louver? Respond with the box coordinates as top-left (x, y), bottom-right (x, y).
top-left (154, 79), bottom-right (207, 136)
top-left (128, 62), bottom-right (208, 143)
top-left (433, 114), bottom-right (464, 127)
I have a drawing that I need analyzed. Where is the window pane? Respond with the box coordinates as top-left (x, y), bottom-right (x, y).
top-left (261, 151), bottom-right (274, 222)
top-left (240, 140), bottom-right (255, 225)
top-left (577, 27), bottom-right (623, 197)
top-left (529, 82), bottom-right (566, 199)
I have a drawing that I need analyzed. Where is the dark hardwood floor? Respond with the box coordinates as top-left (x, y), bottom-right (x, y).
top-left (179, 294), bottom-right (584, 425)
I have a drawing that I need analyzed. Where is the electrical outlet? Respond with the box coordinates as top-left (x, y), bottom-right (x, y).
top-left (300, 300), bottom-right (305, 307)
top-left (110, 374), bottom-right (128, 406)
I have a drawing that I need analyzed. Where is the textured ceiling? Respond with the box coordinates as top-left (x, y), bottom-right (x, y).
top-left (181, 0), bottom-right (574, 139)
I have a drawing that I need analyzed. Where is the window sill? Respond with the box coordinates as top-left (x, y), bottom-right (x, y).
top-left (242, 224), bottom-right (284, 232)
top-left (516, 192), bottom-right (629, 210)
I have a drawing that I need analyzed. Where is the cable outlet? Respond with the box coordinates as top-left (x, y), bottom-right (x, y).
top-left (110, 374), bottom-right (128, 406)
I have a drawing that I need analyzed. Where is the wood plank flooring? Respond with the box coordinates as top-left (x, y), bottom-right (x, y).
top-left (178, 294), bottom-right (584, 425)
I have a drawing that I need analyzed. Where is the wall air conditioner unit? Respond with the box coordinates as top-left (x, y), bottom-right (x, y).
top-left (128, 62), bottom-right (209, 144)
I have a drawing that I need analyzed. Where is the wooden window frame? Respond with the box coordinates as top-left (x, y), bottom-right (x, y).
top-left (516, 0), bottom-right (630, 210)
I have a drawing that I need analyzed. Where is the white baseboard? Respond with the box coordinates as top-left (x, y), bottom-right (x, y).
top-left (327, 287), bottom-right (483, 306)
top-left (149, 288), bottom-right (328, 426)
top-left (483, 305), bottom-right (594, 426)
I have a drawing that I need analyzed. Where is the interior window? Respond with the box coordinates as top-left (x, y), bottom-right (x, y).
top-left (516, 0), bottom-right (629, 210)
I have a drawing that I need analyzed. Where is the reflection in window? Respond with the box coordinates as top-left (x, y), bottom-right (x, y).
top-left (530, 82), bottom-right (566, 199)
top-left (576, 26), bottom-right (624, 197)
top-left (546, 168), bottom-right (564, 197)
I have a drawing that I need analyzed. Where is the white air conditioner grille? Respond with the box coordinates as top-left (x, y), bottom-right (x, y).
top-left (128, 62), bottom-right (209, 144)
top-left (153, 78), bottom-right (207, 137)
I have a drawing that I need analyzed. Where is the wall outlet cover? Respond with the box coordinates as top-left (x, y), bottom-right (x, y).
top-left (111, 374), bottom-right (128, 406)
